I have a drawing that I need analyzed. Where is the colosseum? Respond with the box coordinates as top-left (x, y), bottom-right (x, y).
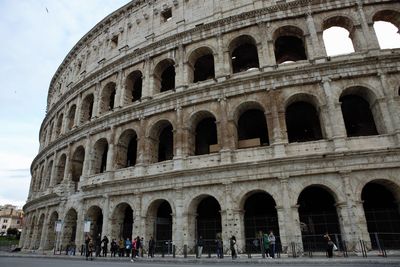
top-left (21, 0), bottom-right (400, 256)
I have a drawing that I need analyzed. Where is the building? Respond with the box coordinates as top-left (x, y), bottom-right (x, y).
top-left (0, 205), bottom-right (23, 235)
top-left (21, 0), bottom-right (400, 254)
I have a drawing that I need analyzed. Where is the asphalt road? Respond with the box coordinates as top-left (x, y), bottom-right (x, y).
top-left (0, 257), bottom-right (399, 267)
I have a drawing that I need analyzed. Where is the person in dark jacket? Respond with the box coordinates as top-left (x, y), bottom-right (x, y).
top-left (197, 236), bottom-right (204, 258)
top-left (101, 235), bottom-right (109, 257)
top-left (148, 236), bottom-right (155, 258)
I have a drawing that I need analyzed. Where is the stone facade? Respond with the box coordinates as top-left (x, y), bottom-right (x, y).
top-left (21, 0), bottom-right (400, 255)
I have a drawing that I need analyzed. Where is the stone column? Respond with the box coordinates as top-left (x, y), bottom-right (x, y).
top-left (338, 171), bottom-right (371, 251)
top-left (106, 127), bottom-right (116, 174)
top-left (141, 57), bottom-right (153, 100)
top-left (114, 70), bottom-right (124, 109)
top-left (320, 77), bottom-right (347, 151)
top-left (133, 194), bottom-right (145, 240)
top-left (136, 116), bottom-right (148, 173)
top-left (217, 96), bottom-right (235, 163)
top-left (93, 82), bottom-right (101, 119)
top-left (175, 44), bottom-right (187, 92)
top-left (49, 151), bottom-right (58, 187)
top-left (270, 94), bottom-right (287, 157)
top-left (74, 202), bottom-right (85, 250)
top-left (82, 135), bottom-right (92, 177)
top-left (174, 106), bottom-right (186, 170)
top-left (74, 93), bottom-right (82, 127)
top-left (305, 12), bottom-right (326, 61)
top-left (102, 195), bottom-right (111, 239)
top-left (63, 144), bottom-right (72, 183)
top-left (355, 1), bottom-right (380, 51)
top-left (172, 187), bottom-right (185, 251)
top-left (215, 34), bottom-right (230, 81)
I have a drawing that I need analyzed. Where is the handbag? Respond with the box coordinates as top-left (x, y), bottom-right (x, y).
top-left (333, 243), bottom-right (338, 251)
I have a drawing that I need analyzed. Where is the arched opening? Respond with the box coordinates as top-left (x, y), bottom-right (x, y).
top-left (62, 209), bottom-right (77, 249)
top-left (243, 192), bottom-right (279, 253)
top-left (195, 117), bottom-right (218, 155)
top-left (80, 94), bottom-right (94, 123)
top-left (154, 59), bottom-right (176, 93)
top-left (274, 26), bottom-right (307, 64)
top-left (238, 109), bottom-right (269, 148)
top-left (286, 101), bottom-right (323, 143)
top-left (47, 121), bottom-right (54, 143)
top-left (34, 214), bottom-right (45, 249)
top-left (193, 54), bottom-right (215, 83)
top-left (297, 186), bottom-right (341, 251)
top-left (54, 154), bottom-right (66, 185)
top-left (93, 139), bottom-right (108, 174)
top-left (116, 130), bottom-right (137, 169)
top-left (196, 196), bottom-right (222, 253)
top-left (45, 211), bottom-right (58, 250)
top-left (37, 166), bottom-right (44, 191)
top-left (67, 105), bottom-right (76, 131)
top-left (111, 203), bottom-right (133, 240)
top-left (147, 200), bottom-right (173, 253)
top-left (322, 17), bottom-right (356, 56)
top-left (86, 206), bottom-right (103, 241)
top-left (71, 146), bottom-right (84, 191)
top-left (157, 124), bottom-right (173, 162)
top-left (340, 95), bottom-right (378, 137)
top-left (230, 35), bottom-right (260, 73)
top-left (362, 181), bottom-right (400, 249)
top-left (125, 71), bottom-right (143, 103)
top-left (100, 82), bottom-right (117, 114)
top-left (373, 10), bottom-right (400, 49)
top-left (55, 114), bottom-right (63, 138)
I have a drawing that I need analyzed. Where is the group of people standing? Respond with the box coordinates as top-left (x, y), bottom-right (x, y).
top-left (84, 234), bottom-right (156, 260)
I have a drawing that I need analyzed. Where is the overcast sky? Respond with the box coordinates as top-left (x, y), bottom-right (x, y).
top-left (0, 1), bottom-right (398, 208)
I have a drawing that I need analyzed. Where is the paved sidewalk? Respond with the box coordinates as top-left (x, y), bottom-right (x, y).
top-left (1, 251), bottom-right (400, 265)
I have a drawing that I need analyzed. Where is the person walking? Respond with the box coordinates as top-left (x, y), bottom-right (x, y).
top-left (215, 237), bottom-right (223, 258)
top-left (118, 238), bottom-right (125, 257)
top-left (110, 239), bottom-right (117, 257)
top-left (197, 236), bottom-right (204, 258)
top-left (101, 235), bottom-right (109, 257)
top-left (84, 234), bottom-right (91, 260)
top-left (268, 230), bottom-right (276, 258)
top-left (263, 233), bottom-right (270, 258)
top-left (230, 235), bottom-right (237, 259)
top-left (95, 235), bottom-right (101, 257)
top-left (148, 236), bottom-right (155, 258)
top-left (88, 239), bottom-right (94, 260)
top-left (125, 237), bottom-right (132, 258)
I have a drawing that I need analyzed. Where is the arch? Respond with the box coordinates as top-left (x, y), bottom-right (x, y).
top-left (229, 35), bottom-right (260, 73)
top-left (62, 208), bottom-right (77, 249)
top-left (71, 146), bottom-right (85, 191)
top-left (99, 82), bottom-right (117, 114)
top-left (361, 180), bottom-right (400, 249)
top-left (188, 46), bottom-right (215, 83)
top-left (92, 138), bottom-right (109, 174)
top-left (54, 154), bottom-right (66, 185)
top-left (297, 185), bottom-right (341, 251)
top-left (189, 111), bottom-right (218, 155)
top-left (125, 70), bottom-right (143, 104)
top-left (37, 166), bottom-right (44, 191)
top-left (273, 26), bottom-right (307, 64)
top-left (373, 10), bottom-right (400, 49)
top-left (54, 113), bottom-right (64, 138)
top-left (148, 120), bottom-right (174, 163)
top-left (26, 215), bottom-right (36, 249)
top-left (340, 87), bottom-right (379, 137)
top-left (80, 94), bottom-right (94, 123)
top-left (86, 206), bottom-right (103, 240)
top-left (66, 105), bottom-right (76, 131)
top-left (285, 100), bottom-right (323, 143)
top-left (45, 211), bottom-right (58, 250)
top-left (234, 102), bottom-right (269, 148)
top-left (115, 129), bottom-right (138, 169)
top-left (322, 16), bottom-right (356, 55)
top-left (188, 194), bottom-right (222, 253)
top-left (241, 190), bottom-right (279, 253)
top-left (146, 199), bottom-right (173, 251)
top-left (111, 202), bottom-right (134, 240)
top-left (47, 121), bottom-right (54, 143)
top-left (154, 59), bottom-right (175, 93)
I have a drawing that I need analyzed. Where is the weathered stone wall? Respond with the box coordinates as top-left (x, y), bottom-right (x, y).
top-left (21, 0), bottom-right (400, 254)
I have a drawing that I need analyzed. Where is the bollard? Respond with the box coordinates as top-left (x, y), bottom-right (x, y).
top-left (173, 245), bottom-right (176, 258)
top-left (183, 244), bottom-right (187, 258)
top-left (208, 249), bottom-right (211, 258)
top-left (162, 244), bottom-right (165, 258)
top-left (248, 251), bottom-right (251, 258)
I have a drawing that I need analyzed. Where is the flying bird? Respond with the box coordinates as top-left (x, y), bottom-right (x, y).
top-left (46, 7), bottom-right (49, 13)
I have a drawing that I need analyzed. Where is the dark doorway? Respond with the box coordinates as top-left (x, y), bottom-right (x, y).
top-left (158, 125), bottom-right (173, 162)
top-left (232, 43), bottom-right (259, 73)
top-left (340, 95), bottom-right (378, 137)
top-left (238, 109), bottom-right (269, 146)
top-left (275, 36), bottom-right (307, 64)
top-left (193, 54), bottom-right (215, 83)
top-left (286, 101), bottom-right (323, 143)
top-left (155, 201), bottom-right (173, 253)
top-left (244, 192), bottom-right (279, 253)
top-left (362, 182), bottom-right (400, 249)
top-left (126, 137), bottom-right (137, 167)
top-left (71, 146), bottom-right (85, 191)
top-left (160, 65), bottom-right (175, 92)
top-left (195, 117), bottom-right (217, 155)
top-left (298, 186), bottom-right (341, 251)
